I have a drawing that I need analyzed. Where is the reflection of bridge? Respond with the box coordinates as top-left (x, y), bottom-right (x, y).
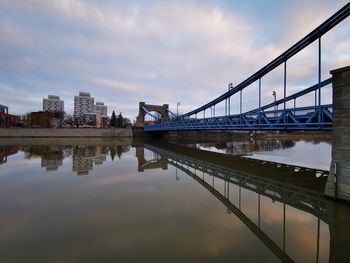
top-left (135, 146), bottom-right (168, 172)
top-left (138, 143), bottom-right (331, 262)
top-left (143, 143), bottom-right (328, 221)
top-left (142, 4), bottom-right (350, 132)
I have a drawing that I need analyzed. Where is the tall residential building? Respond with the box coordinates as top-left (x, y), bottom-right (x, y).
top-left (43, 95), bottom-right (64, 112)
top-left (74, 92), bottom-right (94, 118)
top-left (94, 102), bottom-right (107, 116)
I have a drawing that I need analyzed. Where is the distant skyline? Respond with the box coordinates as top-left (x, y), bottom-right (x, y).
top-left (0, 0), bottom-right (349, 120)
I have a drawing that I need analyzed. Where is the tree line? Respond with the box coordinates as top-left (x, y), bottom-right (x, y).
top-left (109, 111), bottom-right (131, 128)
top-left (62, 110), bottom-right (131, 128)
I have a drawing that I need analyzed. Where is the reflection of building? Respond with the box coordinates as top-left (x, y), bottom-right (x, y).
top-left (22, 145), bottom-right (64, 171)
top-left (72, 145), bottom-right (108, 175)
top-left (0, 145), bottom-right (19, 165)
top-left (74, 92), bottom-right (94, 119)
top-left (43, 95), bottom-right (64, 112)
top-left (6, 143), bottom-right (130, 173)
top-left (40, 145), bottom-right (64, 171)
top-left (41, 158), bottom-right (63, 171)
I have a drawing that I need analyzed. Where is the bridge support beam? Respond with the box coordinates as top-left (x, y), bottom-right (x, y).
top-left (325, 66), bottom-right (350, 202)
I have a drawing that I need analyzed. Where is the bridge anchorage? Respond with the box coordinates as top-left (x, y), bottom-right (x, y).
top-left (141, 3), bottom-right (350, 132)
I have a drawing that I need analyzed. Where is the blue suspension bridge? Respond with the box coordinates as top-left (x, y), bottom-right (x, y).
top-left (141, 3), bottom-right (350, 132)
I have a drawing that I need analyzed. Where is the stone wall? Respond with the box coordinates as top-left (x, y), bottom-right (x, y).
top-left (0, 128), bottom-right (132, 138)
top-left (325, 66), bottom-right (350, 202)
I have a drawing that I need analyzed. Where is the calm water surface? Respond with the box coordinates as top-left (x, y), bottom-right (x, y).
top-left (0, 138), bottom-right (349, 263)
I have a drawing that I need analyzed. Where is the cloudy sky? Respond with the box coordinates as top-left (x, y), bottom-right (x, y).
top-left (0, 0), bottom-right (349, 120)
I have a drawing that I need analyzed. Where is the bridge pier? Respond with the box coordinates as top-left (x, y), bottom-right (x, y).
top-left (325, 66), bottom-right (350, 202)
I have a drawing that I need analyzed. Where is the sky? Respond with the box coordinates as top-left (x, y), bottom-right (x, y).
top-left (0, 0), bottom-right (349, 120)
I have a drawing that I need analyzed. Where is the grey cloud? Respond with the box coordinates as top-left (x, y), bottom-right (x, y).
top-left (0, 0), bottom-right (349, 119)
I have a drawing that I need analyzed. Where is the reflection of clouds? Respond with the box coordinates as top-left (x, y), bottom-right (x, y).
top-left (0, 144), bottom-right (333, 262)
top-left (91, 172), bottom-right (142, 186)
top-left (0, 160), bottom-right (279, 262)
top-left (247, 141), bottom-right (331, 170)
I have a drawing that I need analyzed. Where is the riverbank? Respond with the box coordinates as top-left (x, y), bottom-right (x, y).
top-left (0, 128), bottom-right (132, 137)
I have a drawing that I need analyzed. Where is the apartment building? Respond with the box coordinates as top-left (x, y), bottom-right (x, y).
top-left (74, 92), bottom-right (94, 118)
top-left (43, 95), bottom-right (64, 112)
top-left (94, 101), bottom-right (107, 116)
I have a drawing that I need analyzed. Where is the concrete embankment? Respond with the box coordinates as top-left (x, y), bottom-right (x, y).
top-left (0, 127), bottom-right (331, 141)
top-left (0, 128), bottom-right (132, 138)
top-left (154, 130), bottom-right (332, 142)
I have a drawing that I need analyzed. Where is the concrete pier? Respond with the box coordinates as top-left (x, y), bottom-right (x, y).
top-left (325, 66), bottom-right (350, 202)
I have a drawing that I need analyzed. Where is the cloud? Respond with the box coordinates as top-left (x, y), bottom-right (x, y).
top-left (0, 22), bottom-right (34, 46)
top-left (0, 0), bottom-right (349, 119)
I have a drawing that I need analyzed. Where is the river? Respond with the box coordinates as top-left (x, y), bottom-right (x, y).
top-left (0, 138), bottom-right (349, 262)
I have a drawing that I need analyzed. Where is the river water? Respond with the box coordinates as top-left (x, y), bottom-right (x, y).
top-left (0, 138), bottom-right (349, 262)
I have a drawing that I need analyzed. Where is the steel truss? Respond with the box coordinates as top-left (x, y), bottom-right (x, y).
top-left (145, 104), bottom-right (332, 131)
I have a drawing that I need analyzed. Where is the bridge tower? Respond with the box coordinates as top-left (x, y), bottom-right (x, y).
top-left (135, 102), bottom-right (169, 128)
top-left (325, 66), bottom-right (350, 202)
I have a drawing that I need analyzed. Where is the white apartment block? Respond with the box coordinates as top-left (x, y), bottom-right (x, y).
top-left (74, 92), bottom-right (94, 118)
top-left (43, 95), bottom-right (64, 112)
top-left (94, 101), bottom-right (107, 116)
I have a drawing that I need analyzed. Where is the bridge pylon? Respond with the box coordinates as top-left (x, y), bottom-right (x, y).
top-left (325, 66), bottom-right (350, 202)
top-left (135, 102), bottom-right (169, 128)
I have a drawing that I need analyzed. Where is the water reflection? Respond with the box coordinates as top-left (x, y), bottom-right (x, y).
top-left (3, 143), bottom-right (130, 175)
top-left (72, 146), bottom-right (108, 175)
top-left (0, 139), bottom-right (349, 262)
top-left (22, 145), bottom-right (66, 171)
top-left (193, 139), bottom-right (297, 155)
top-left (0, 145), bottom-right (19, 165)
top-left (136, 142), bottom-right (349, 263)
top-left (192, 138), bottom-right (331, 171)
